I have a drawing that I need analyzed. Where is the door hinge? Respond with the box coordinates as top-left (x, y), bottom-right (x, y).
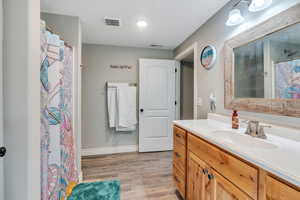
top-left (175, 101), bottom-right (177, 106)
top-left (175, 68), bottom-right (177, 73)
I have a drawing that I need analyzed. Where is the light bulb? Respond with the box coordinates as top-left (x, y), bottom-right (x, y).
top-left (226, 9), bottom-right (245, 26)
top-left (249, 0), bottom-right (272, 12)
top-left (254, 0), bottom-right (265, 7)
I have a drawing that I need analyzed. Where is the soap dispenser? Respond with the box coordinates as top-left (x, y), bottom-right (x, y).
top-left (232, 110), bottom-right (239, 129)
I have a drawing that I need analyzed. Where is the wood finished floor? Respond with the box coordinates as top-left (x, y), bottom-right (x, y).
top-left (82, 151), bottom-right (181, 200)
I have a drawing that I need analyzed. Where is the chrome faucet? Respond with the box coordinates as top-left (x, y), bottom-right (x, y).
top-left (245, 120), bottom-right (271, 139)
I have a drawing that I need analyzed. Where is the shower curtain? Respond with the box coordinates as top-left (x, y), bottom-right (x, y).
top-left (275, 59), bottom-right (300, 99)
top-left (41, 20), bottom-right (78, 200)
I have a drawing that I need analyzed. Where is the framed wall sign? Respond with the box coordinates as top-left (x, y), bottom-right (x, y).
top-left (200, 45), bottom-right (217, 70)
top-left (110, 65), bottom-right (132, 70)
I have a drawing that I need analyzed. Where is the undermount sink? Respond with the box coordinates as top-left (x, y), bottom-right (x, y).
top-left (211, 130), bottom-right (278, 149)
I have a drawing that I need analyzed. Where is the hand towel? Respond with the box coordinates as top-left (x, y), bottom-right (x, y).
top-left (107, 83), bottom-right (128, 128)
top-left (107, 87), bottom-right (117, 128)
top-left (116, 86), bottom-right (137, 131)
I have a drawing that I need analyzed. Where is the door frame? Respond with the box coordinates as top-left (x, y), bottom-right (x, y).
top-left (174, 61), bottom-right (180, 120)
top-left (3, 0), bottom-right (41, 199)
top-left (0, 0), bottom-right (3, 198)
top-left (175, 42), bottom-right (198, 119)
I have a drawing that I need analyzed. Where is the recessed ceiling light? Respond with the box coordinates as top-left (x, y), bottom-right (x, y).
top-left (136, 20), bottom-right (148, 28)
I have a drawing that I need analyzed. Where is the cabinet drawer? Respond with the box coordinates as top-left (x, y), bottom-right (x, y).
top-left (173, 164), bottom-right (186, 198)
top-left (174, 126), bottom-right (186, 146)
top-left (266, 176), bottom-right (300, 200)
top-left (173, 142), bottom-right (186, 173)
top-left (188, 133), bottom-right (258, 200)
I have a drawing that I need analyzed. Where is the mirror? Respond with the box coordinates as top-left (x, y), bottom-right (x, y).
top-left (234, 22), bottom-right (300, 99)
top-left (224, 4), bottom-right (300, 117)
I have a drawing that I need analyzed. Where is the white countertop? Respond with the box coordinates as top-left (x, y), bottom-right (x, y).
top-left (174, 117), bottom-right (300, 187)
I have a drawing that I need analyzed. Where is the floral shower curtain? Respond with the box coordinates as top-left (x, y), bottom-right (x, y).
top-left (41, 20), bottom-right (78, 200)
top-left (275, 59), bottom-right (300, 99)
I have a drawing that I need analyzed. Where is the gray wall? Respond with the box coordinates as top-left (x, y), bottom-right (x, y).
top-left (82, 44), bottom-right (173, 149)
top-left (180, 63), bottom-right (194, 120)
top-left (175, 0), bottom-right (300, 127)
top-left (41, 12), bottom-right (83, 175)
top-left (4, 0), bottom-right (40, 199)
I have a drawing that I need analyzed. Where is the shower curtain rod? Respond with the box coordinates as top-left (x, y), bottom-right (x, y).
top-left (46, 26), bottom-right (73, 49)
top-left (106, 82), bottom-right (138, 88)
top-left (274, 56), bottom-right (300, 64)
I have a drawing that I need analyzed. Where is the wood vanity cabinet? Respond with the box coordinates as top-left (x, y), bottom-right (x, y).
top-left (173, 125), bottom-right (300, 200)
top-left (173, 126), bottom-right (187, 198)
top-left (265, 176), bottom-right (300, 200)
top-left (188, 133), bottom-right (258, 199)
top-left (187, 152), bottom-right (212, 200)
top-left (187, 146), bottom-right (252, 200)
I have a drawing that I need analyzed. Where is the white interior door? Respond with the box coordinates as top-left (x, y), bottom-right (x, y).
top-left (139, 59), bottom-right (176, 152)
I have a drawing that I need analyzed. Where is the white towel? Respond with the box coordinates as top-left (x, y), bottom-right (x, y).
top-left (116, 86), bottom-right (137, 131)
top-left (107, 87), bottom-right (117, 128)
top-left (107, 83), bottom-right (128, 128)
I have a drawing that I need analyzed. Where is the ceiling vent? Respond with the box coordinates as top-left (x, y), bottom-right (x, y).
top-left (150, 44), bottom-right (163, 48)
top-left (104, 18), bottom-right (121, 27)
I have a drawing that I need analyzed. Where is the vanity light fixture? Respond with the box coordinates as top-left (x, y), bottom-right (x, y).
top-left (226, 0), bottom-right (272, 26)
top-left (249, 0), bottom-right (272, 12)
top-left (226, 9), bottom-right (245, 26)
top-left (136, 20), bottom-right (148, 28)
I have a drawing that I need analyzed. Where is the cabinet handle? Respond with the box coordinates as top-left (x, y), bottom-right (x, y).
top-left (174, 176), bottom-right (180, 183)
top-left (175, 133), bottom-right (181, 138)
top-left (202, 169), bottom-right (208, 175)
top-left (175, 152), bottom-right (181, 158)
top-left (208, 174), bottom-right (214, 180)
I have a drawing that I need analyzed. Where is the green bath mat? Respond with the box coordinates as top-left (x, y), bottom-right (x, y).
top-left (68, 180), bottom-right (120, 200)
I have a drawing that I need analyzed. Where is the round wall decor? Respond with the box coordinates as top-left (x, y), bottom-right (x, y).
top-left (200, 45), bottom-right (217, 70)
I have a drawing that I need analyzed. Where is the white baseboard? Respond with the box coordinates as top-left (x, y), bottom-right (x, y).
top-left (78, 170), bottom-right (83, 182)
top-left (81, 145), bottom-right (138, 156)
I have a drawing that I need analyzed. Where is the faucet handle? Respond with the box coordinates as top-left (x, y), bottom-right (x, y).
top-left (257, 125), bottom-right (271, 139)
top-left (241, 120), bottom-right (249, 124)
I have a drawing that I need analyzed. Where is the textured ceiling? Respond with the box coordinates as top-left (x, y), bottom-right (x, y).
top-left (41, 0), bottom-right (230, 49)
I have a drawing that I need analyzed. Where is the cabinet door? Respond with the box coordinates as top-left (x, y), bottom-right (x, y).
top-left (266, 176), bottom-right (300, 200)
top-left (212, 170), bottom-right (253, 200)
top-left (188, 134), bottom-right (258, 199)
top-left (187, 152), bottom-right (213, 200)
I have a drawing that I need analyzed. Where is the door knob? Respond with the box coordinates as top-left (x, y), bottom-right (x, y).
top-left (0, 147), bottom-right (6, 157)
top-left (140, 109), bottom-right (144, 113)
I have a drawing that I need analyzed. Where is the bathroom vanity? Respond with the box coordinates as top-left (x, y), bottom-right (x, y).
top-left (172, 116), bottom-right (300, 200)
top-left (172, 5), bottom-right (300, 200)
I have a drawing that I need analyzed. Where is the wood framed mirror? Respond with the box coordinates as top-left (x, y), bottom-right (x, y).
top-left (224, 4), bottom-right (300, 117)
